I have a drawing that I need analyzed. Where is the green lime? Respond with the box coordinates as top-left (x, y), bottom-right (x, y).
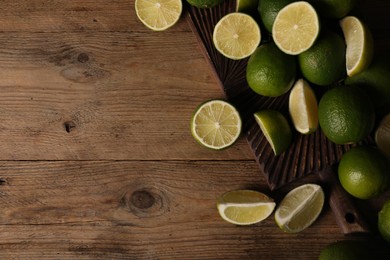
top-left (298, 31), bottom-right (346, 86)
top-left (345, 57), bottom-right (390, 115)
top-left (236, 0), bottom-right (258, 14)
top-left (318, 85), bottom-right (375, 144)
top-left (319, 240), bottom-right (370, 260)
top-left (378, 199), bottom-right (390, 244)
top-left (338, 146), bottom-right (390, 200)
top-left (309, 0), bottom-right (357, 19)
top-left (253, 109), bottom-right (292, 155)
top-left (186, 0), bottom-right (223, 8)
top-left (246, 42), bottom-right (296, 97)
top-left (375, 113), bottom-right (390, 158)
top-left (258, 0), bottom-right (294, 32)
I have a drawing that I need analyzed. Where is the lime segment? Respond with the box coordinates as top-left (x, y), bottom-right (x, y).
top-left (289, 79), bottom-right (318, 134)
top-left (340, 16), bottom-right (374, 77)
top-left (217, 190), bottom-right (276, 225)
top-left (272, 1), bottom-right (319, 55)
top-left (213, 12), bottom-right (261, 60)
top-left (191, 100), bottom-right (242, 150)
top-left (135, 0), bottom-right (182, 31)
top-left (275, 184), bottom-right (325, 233)
top-left (254, 110), bottom-right (292, 155)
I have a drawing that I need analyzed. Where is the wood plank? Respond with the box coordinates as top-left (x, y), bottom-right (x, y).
top-left (0, 30), bottom-right (252, 160)
top-left (0, 160), bottom-right (388, 259)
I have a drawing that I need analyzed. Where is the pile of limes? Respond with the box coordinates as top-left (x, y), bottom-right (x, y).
top-left (135, 0), bottom-right (390, 246)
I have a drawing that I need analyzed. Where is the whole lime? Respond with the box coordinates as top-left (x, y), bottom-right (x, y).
top-left (186, 0), bottom-right (223, 8)
top-left (319, 240), bottom-right (370, 260)
top-left (246, 42), bottom-right (296, 97)
top-left (378, 199), bottom-right (390, 244)
top-left (298, 31), bottom-right (346, 86)
top-left (258, 0), bottom-right (294, 32)
top-left (338, 146), bottom-right (390, 200)
top-left (310, 0), bottom-right (357, 19)
top-left (318, 85), bottom-right (375, 144)
top-left (345, 58), bottom-right (390, 115)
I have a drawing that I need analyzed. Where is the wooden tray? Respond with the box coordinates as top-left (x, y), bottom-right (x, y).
top-left (185, 0), bottom-right (372, 190)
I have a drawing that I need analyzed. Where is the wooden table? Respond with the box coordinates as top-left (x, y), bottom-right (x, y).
top-left (0, 0), bottom-right (389, 259)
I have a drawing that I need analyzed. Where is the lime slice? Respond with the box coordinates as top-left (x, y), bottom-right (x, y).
top-left (191, 100), bottom-right (242, 150)
top-left (272, 1), bottom-right (320, 55)
top-left (254, 110), bottom-right (292, 155)
top-left (275, 184), bottom-right (325, 233)
top-left (135, 0), bottom-right (182, 31)
top-left (375, 113), bottom-right (390, 158)
top-left (213, 12), bottom-right (261, 60)
top-left (340, 16), bottom-right (374, 77)
top-left (288, 79), bottom-right (318, 134)
top-left (217, 190), bottom-right (276, 225)
top-left (236, 0), bottom-right (258, 14)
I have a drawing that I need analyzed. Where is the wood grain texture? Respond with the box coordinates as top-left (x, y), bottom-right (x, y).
top-left (0, 161), bottom-right (388, 259)
top-left (0, 0), bottom-right (389, 259)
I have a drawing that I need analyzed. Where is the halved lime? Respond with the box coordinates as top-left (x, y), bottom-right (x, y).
top-left (217, 190), bottom-right (276, 225)
top-left (272, 1), bottom-right (319, 55)
top-left (275, 184), bottom-right (325, 233)
top-left (135, 0), bottom-right (182, 31)
top-left (254, 110), bottom-right (292, 155)
top-left (340, 16), bottom-right (374, 77)
top-left (289, 79), bottom-right (318, 134)
top-left (213, 12), bottom-right (261, 60)
top-left (191, 100), bottom-right (242, 150)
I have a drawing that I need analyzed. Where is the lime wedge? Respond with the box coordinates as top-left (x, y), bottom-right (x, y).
top-left (289, 79), bottom-right (318, 134)
top-left (135, 0), bottom-right (182, 31)
top-left (213, 12), bottom-right (261, 60)
top-left (340, 16), bottom-right (374, 77)
top-left (217, 190), bottom-right (276, 225)
top-left (254, 110), bottom-right (292, 155)
top-left (236, 0), bottom-right (258, 14)
top-left (375, 113), bottom-right (390, 158)
top-left (191, 100), bottom-right (242, 150)
top-left (275, 184), bottom-right (325, 233)
top-left (272, 1), bottom-right (320, 55)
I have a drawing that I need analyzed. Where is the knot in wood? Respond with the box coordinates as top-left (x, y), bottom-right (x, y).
top-left (122, 187), bottom-right (168, 218)
top-left (77, 53), bottom-right (89, 63)
top-left (130, 190), bottom-right (155, 209)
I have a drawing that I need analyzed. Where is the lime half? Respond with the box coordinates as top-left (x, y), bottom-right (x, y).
top-left (213, 12), bottom-right (261, 60)
top-left (217, 190), bottom-right (276, 225)
top-left (272, 1), bottom-right (319, 55)
top-left (191, 100), bottom-right (242, 150)
top-left (135, 0), bottom-right (182, 31)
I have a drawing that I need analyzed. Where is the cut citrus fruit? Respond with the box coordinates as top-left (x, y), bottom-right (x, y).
top-left (340, 16), bottom-right (374, 77)
top-left (254, 110), bottom-right (292, 155)
top-left (375, 113), bottom-right (390, 158)
top-left (272, 1), bottom-right (319, 55)
top-left (236, 0), bottom-right (258, 14)
top-left (135, 0), bottom-right (182, 31)
top-left (213, 12), bottom-right (261, 60)
top-left (275, 184), bottom-right (324, 233)
top-left (191, 100), bottom-right (242, 150)
top-left (217, 190), bottom-right (276, 225)
top-left (288, 79), bottom-right (318, 134)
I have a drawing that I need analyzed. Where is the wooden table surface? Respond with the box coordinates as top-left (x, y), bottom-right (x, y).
top-left (0, 0), bottom-right (389, 259)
